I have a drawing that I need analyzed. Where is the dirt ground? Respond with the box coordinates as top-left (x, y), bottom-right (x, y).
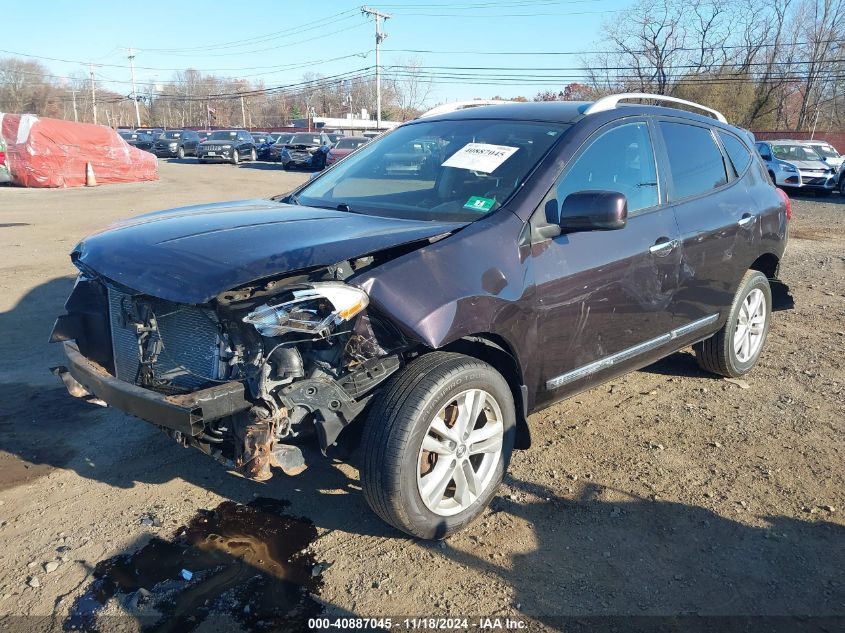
top-left (0, 160), bottom-right (843, 632)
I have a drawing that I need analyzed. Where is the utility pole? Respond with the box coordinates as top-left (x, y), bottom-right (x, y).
top-left (88, 64), bottom-right (98, 125)
top-left (71, 87), bottom-right (78, 122)
top-left (127, 48), bottom-right (141, 127)
top-left (361, 6), bottom-right (391, 130)
top-left (240, 95), bottom-right (247, 128)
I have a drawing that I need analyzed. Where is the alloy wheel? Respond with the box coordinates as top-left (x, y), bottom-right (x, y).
top-left (416, 389), bottom-right (504, 517)
top-left (734, 288), bottom-right (766, 363)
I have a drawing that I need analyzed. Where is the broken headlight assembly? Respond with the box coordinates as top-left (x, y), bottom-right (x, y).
top-left (242, 282), bottom-right (369, 337)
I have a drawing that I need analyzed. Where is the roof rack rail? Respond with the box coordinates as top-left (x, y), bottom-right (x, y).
top-left (584, 93), bottom-right (727, 123)
top-left (418, 100), bottom-right (512, 119)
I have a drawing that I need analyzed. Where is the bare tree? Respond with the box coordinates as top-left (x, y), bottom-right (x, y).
top-left (391, 58), bottom-right (433, 120)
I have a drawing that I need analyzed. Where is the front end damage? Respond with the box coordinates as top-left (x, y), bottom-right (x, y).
top-left (51, 256), bottom-right (410, 481)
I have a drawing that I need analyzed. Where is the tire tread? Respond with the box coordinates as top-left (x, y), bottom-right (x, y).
top-left (361, 352), bottom-right (507, 537)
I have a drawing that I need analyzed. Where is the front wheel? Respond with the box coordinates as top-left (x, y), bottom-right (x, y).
top-left (694, 270), bottom-right (772, 377)
top-left (231, 150), bottom-right (240, 165)
top-left (250, 148), bottom-right (257, 162)
top-left (177, 146), bottom-right (185, 160)
top-left (839, 177), bottom-right (845, 195)
top-left (361, 352), bottom-right (515, 539)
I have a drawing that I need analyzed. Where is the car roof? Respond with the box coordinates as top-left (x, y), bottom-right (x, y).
top-left (422, 101), bottom-right (588, 123)
top-left (418, 100), bottom-right (744, 132)
top-left (763, 139), bottom-right (817, 144)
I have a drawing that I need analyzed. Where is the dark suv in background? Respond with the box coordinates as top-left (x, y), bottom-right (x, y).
top-left (154, 129), bottom-right (201, 159)
top-left (279, 132), bottom-right (332, 170)
top-left (52, 94), bottom-right (788, 539)
top-left (196, 130), bottom-right (257, 164)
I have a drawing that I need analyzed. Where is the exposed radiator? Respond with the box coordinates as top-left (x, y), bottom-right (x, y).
top-left (108, 288), bottom-right (221, 391)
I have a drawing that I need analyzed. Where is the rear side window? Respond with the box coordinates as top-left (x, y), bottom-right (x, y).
top-left (556, 121), bottom-right (659, 214)
top-left (660, 122), bottom-right (727, 200)
top-left (718, 131), bottom-right (753, 176)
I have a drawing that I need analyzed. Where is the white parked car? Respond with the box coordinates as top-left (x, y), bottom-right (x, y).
top-left (803, 140), bottom-right (843, 171)
top-left (755, 140), bottom-right (837, 196)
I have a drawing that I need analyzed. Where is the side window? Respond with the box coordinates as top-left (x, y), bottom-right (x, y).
top-left (659, 122), bottom-right (727, 200)
top-left (718, 131), bottom-right (753, 177)
top-left (555, 122), bottom-right (659, 214)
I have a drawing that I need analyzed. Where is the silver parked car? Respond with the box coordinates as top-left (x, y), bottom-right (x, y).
top-left (755, 140), bottom-right (837, 196)
top-left (803, 139), bottom-right (843, 171)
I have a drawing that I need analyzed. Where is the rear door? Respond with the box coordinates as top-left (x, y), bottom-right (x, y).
top-left (532, 118), bottom-right (684, 407)
top-left (656, 119), bottom-right (758, 327)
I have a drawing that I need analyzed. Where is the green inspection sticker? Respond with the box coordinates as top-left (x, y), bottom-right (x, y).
top-left (463, 196), bottom-right (496, 212)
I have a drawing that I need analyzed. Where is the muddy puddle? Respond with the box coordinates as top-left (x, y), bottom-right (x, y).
top-left (66, 498), bottom-right (322, 632)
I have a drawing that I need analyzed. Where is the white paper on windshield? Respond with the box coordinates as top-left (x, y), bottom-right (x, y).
top-left (442, 143), bottom-right (519, 173)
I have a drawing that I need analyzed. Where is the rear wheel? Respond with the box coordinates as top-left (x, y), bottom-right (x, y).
top-left (361, 352), bottom-right (515, 539)
top-left (694, 270), bottom-right (771, 377)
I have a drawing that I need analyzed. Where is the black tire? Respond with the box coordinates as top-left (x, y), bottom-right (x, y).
top-left (250, 148), bottom-right (257, 162)
top-left (231, 150), bottom-right (240, 165)
top-left (361, 352), bottom-right (516, 539)
top-left (694, 270), bottom-right (772, 377)
top-left (839, 176), bottom-right (845, 195)
top-left (177, 146), bottom-right (185, 160)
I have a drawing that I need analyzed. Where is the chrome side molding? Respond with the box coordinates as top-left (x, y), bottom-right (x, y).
top-left (546, 314), bottom-right (719, 390)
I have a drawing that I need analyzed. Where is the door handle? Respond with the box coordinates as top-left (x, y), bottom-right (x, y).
top-left (649, 238), bottom-right (678, 257)
top-left (738, 213), bottom-right (755, 227)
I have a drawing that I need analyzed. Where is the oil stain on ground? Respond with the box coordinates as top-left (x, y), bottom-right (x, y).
top-left (65, 498), bottom-right (322, 632)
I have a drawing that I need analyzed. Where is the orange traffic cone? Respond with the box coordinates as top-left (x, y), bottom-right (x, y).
top-left (85, 162), bottom-right (97, 187)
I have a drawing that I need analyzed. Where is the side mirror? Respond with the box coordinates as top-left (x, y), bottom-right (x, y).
top-left (558, 190), bottom-right (628, 232)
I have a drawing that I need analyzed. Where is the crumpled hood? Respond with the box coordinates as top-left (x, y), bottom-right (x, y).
top-left (72, 199), bottom-right (463, 304)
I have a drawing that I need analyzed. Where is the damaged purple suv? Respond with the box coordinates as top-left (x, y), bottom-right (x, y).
top-left (52, 94), bottom-right (789, 538)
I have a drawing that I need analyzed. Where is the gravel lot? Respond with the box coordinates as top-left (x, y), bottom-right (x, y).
top-left (0, 160), bottom-right (843, 631)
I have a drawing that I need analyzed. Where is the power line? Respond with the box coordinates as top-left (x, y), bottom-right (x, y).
top-left (383, 38), bottom-right (845, 56)
top-left (142, 9), bottom-right (361, 54)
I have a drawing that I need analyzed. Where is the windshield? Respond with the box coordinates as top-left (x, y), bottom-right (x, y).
top-left (335, 138), bottom-right (368, 150)
top-left (295, 119), bottom-right (567, 221)
top-left (208, 131), bottom-right (239, 141)
top-left (163, 131), bottom-right (182, 139)
top-left (288, 134), bottom-right (323, 146)
top-left (810, 144), bottom-right (840, 158)
top-left (273, 134), bottom-right (294, 145)
top-left (772, 144), bottom-right (823, 162)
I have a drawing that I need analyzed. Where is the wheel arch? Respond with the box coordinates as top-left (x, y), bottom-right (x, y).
top-left (749, 252), bottom-right (780, 279)
top-left (439, 333), bottom-right (531, 450)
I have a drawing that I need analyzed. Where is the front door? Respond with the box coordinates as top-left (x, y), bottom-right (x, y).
top-left (530, 119), bottom-right (683, 408)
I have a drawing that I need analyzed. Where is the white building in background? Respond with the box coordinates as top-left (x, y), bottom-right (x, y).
top-left (293, 109), bottom-right (401, 135)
